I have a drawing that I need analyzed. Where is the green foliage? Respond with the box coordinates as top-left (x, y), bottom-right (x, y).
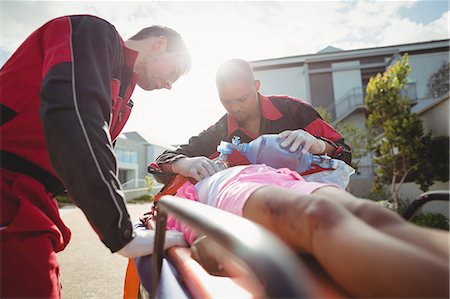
top-left (412, 135), bottom-right (449, 190)
top-left (315, 106), bottom-right (333, 124)
top-left (336, 122), bottom-right (368, 167)
top-left (368, 187), bottom-right (392, 202)
top-left (365, 55), bottom-right (411, 128)
top-left (128, 194), bottom-right (154, 204)
top-left (55, 193), bottom-right (73, 204)
top-left (426, 62), bottom-right (449, 99)
top-left (429, 136), bottom-right (450, 182)
top-left (145, 175), bottom-right (156, 195)
top-left (410, 212), bottom-right (449, 230)
top-left (315, 106), bottom-right (368, 169)
top-left (365, 54), bottom-right (433, 210)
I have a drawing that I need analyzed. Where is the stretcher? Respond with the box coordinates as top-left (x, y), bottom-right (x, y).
top-left (123, 175), bottom-right (449, 298)
top-left (123, 174), bottom-right (350, 298)
top-left (124, 196), bottom-right (350, 299)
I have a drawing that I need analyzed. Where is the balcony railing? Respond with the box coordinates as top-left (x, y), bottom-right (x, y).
top-left (325, 82), bottom-right (417, 123)
top-left (121, 178), bottom-right (147, 189)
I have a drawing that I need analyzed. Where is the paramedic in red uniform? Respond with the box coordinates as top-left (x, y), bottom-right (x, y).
top-left (0, 15), bottom-right (190, 298)
top-left (149, 58), bottom-right (352, 278)
top-left (151, 58), bottom-right (351, 182)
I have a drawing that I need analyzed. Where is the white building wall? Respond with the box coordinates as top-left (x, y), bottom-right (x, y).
top-left (117, 161), bottom-right (138, 187)
top-left (332, 61), bottom-right (362, 100)
top-left (255, 66), bottom-right (308, 101)
top-left (421, 97), bottom-right (450, 136)
top-left (340, 112), bottom-right (366, 129)
top-left (331, 61), bottom-right (363, 118)
top-left (408, 52), bottom-right (449, 100)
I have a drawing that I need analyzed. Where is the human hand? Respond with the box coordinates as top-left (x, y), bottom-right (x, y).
top-left (172, 157), bottom-right (221, 181)
top-left (278, 129), bottom-right (326, 154)
top-left (117, 229), bottom-right (187, 258)
top-left (190, 236), bottom-right (228, 276)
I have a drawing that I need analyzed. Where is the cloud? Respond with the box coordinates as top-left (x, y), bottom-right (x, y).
top-left (1, 0), bottom-right (448, 144)
top-left (0, 2), bottom-right (96, 53)
top-left (2, 1), bottom-right (447, 59)
top-left (377, 10), bottom-right (450, 45)
top-left (292, 0), bottom-right (449, 52)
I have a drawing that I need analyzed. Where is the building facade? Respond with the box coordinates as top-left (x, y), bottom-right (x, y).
top-left (250, 39), bottom-right (449, 211)
top-left (114, 131), bottom-right (174, 200)
top-left (251, 39), bottom-right (449, 120)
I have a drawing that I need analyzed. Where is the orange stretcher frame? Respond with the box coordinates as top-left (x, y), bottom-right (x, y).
top-left (123, 247), bottom-right (347, 298)
top-left (123, 174), bottom-right (349, 298)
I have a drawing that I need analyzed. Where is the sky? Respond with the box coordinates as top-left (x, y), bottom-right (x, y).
top-left (1, 0), bottom-right (449, 146)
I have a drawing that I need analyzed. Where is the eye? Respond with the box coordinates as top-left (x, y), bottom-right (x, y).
top-left (237, 94), bottom-right (248, 103)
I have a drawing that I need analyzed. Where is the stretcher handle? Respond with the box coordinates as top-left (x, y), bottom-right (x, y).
top-left (151, 195), bottom-right (314, 299)
top-left (402, 190), bottom-right (450, 220)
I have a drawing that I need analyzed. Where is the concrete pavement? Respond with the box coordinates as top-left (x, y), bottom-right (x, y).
top-left (57, 203), bottom-right (152, 299)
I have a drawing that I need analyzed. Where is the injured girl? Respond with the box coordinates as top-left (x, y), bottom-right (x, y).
top-left (166, 163), bottom-right (449, 298)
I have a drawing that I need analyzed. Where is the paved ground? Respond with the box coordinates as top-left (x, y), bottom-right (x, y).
top-left (57, 203), bottom-right (152, 299)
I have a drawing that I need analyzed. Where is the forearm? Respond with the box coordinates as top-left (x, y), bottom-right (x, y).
top-left (159, 162), bottom-right (174, 173)
top-left (318, 136), bottom-right (352, 164)
top-left (41, 98), bottom-right (133, 252)
top-left (150, 157), bottom-right (181, 184)
top-left (154, 122), bottom-right (226, 172)
top-left (39, 16), bottom-right (137, 252)
top-left (322, 140), bottom-right (336, 155)
top-left (153, 133), bottom-right (222, 181)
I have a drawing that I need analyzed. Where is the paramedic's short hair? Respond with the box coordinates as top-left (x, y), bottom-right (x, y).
top-left (129, 25), bottom-right (191, 74)
top-left (216, 59), bottom-right (256, 88)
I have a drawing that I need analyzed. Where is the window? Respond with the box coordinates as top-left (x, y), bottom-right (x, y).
top-left (116, 148), bottom-right (137, 164)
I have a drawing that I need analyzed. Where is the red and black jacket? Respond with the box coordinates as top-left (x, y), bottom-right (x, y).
top-left (0, 15), bottom-right (138, 252)
top-left (152, 94), bottom-right (351, 183)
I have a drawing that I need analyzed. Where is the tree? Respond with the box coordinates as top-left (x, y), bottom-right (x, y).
top-left (145, 175), bottom-right (156, 195)
top-left (414, 135), bottom-right (449, 184)
top-left (365, 54), bottom-right (433, 211)
top-left (315, 106), bottom-right (368, 170)
top-left (426, 62), bottom-right (449, 99)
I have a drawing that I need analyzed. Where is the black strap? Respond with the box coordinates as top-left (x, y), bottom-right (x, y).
top-left (0, 150), bottom-right (65, 197)
top-left (1, 104), bottom-right (17, 125)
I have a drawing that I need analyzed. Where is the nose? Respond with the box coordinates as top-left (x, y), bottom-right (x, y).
top-left (229, 103), bottom-right (240, 114)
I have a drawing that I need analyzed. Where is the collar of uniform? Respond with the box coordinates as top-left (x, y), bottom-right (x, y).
top-left (123, 45), bottom-right (139, 72)
top-left (227, 93), bottom-right (283, 137)
top-left (259, 93), bottom-right (283, 121)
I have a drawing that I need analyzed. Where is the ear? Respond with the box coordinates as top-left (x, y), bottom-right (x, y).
top-left (254, 79), bottom-right (261, 92)
top-left (152, 36), bottom-right (168, 52)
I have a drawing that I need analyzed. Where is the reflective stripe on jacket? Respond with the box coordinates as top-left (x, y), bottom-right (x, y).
top-left (0, 15), bottom-right (138, 252)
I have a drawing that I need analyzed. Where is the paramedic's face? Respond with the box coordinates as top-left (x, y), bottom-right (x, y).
top-left (218, 80), bottom-right (260, 123)
top-left (137, 36), bottom-right (186, 91)
top-left (139, 53), bottom-right (184, 91)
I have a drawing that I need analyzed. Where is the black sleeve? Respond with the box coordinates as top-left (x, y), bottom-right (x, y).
top-left (40, 16), bottom-right (133, 253)
top-left (152, 116), bottom-right (228, 182)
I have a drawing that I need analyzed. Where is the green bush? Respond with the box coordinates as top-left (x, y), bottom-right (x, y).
top-left (410, 212), bottom-right (449, 230)
top-left (368, 188), bottom-right (392, 202)
top-left (128, 194), bottom-right (153, 204)
top-left (55, 193), bottom-right (73, 204)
